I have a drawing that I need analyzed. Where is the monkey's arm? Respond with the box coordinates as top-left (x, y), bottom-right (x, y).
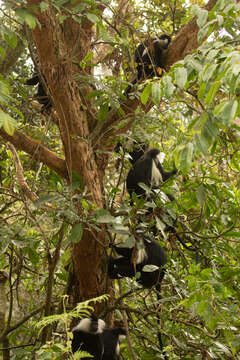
top-left (25, 73), bottom-right (39, 85)
top-left (114, 245), bottom-right (133, 258)
top-left (156, 161), bottom-right (178, 182)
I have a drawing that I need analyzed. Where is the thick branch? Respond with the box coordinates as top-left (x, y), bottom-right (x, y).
top-left (167, 0), bottom-right (218, 66)
top-left (0, 305), bottom-right (44, 340)
top-left (0, 129), bottom-right (69, 180)
top-left (94, 0), bottom-right (218, 144)
top-left (7, 142), bottom-right (38, 201)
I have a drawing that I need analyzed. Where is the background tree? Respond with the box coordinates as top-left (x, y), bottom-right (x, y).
top-left (0, 0), bottom-right (240, 359)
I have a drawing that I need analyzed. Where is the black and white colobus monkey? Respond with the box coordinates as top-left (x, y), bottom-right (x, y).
top-left (108, 235), bottom-right (167, 288)
top-left (125, 34), bottom-right (171, 94)
top-left (135, 34), bottom-right (171, 80)
top-left (72, 316), bottom-right (126, 360)
top-left (102, 327), bottom-right (127, 360)
top-left (126, 149), bottom-right (197, 252)
top-left (126, 148), bottom-right (177, 199)
top-left (25, 67), bottom-right (52, 114)
top-left (108, 235), bottom-right (167, 358)
top-left (115, 140), bottom-right (149, 165)
top-left (71, 315), bottom-right (105, 359)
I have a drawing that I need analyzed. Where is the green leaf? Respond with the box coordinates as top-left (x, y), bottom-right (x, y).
top-left (0, 81), bottom-right (11, 103)
top-left (40, 1), bottom-right (49, 11)
top-left (16, 9), bottom-right (37, 28)
top-left (217, 14), bottom-right (224, 26)
top-left (69, 224), bottom-right (83, 243)
top-left (86, 13), bottom-right (99, 24)
top-left (155, 217), bottom-right (167, 239)
top-left (214, 100), bottom-right (238, 127)
top-left (198, 20), bottom-right (216, 43)
top-left (28, 248), bottom-right (40, 265)
top-left (151, 82), bottom-right (161, 104)
top-left (98, 103), bottom-right (109, 122)
top-left (197, 184), bottom-right (206, 207)
top-left (213, 102), bottom-right (226, 117)
top-left (3, 29), bottom-right (18, 49)
top-left (179, 143), bottom-right (194, 173)
top-left (188, 59), bottom-right (202, 72)
top-left (194, 133), bottom-right (208, 155)
top-left (25, 13), bottom-right (37, 29)
top-left (83, 51), bottom-right (94, 64)
top-left (72, 4), bottom-right (87, 13)
top-left (163, 76), bottom-right (175, 97)
top-left (0, 110), bottom-right (17, 136)
top-left (59, 15), bottom-right (68, 24)
top-left (205, 81), bottom-right (221, 105)
top-left (123, 236), bottom-right (136, 248)
top-left (142, 264), bottom-right (159, 272)
top-left (140, 84), bottom-right (151, 105)
top-left (198, 81), bottom-right (206, 100)
top-left (203, 117), bottom-right (219, 140)
top-left (197, 9), bottom-right (208, 28)
top-left (96, 214), bottom-right (115, 224)
top-left (174, 67), bottom-right (187, 89)
top-left (202, 64), bottom-right (218, 83)
top-left (0, 45), bottom-right (6, 58)
top-left (198, 24), bottom-right (209, 43)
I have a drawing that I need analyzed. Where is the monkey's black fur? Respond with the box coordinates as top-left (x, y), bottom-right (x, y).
top-left (108, 235), bottom-right (167, 358)
top-left (115, 140), bottom-right (149, 165)
top-left (108, 235), bottom-right (167, 288)
top-left (126, 34), bottom-right (171, 94)
top-left (25, 73), bottom-right (52, 113)
top-left (102, 327), bottom-right (126, 360)
top-left (72, 316), bottom-right (126, 360)
top-left (135, 34), bottom-right (171, 80)
top-left (126, 148), bottom-right (177, 199)
top-left (71, 315), bottom-right (105, 359)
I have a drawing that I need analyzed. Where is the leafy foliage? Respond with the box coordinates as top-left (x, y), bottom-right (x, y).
top-left (0, 0), bottom-right (240, 359)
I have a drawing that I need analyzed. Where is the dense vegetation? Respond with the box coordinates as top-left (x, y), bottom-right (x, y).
top-left (0, 0), bottom-right (240, 359)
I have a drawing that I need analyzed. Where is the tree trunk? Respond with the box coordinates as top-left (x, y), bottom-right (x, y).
top-left (26, 0), bottom-right (109, 310)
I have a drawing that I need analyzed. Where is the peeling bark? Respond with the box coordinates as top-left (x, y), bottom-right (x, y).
top-left (26, 0), bottom-right (108, 306)
top-left (7, 142), bottom-right (38, 201)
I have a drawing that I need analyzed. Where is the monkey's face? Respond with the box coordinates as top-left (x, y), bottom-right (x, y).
top-left (155, 34), bottom-right (171, 49)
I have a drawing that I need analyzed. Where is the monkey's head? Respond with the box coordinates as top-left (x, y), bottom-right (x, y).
top-left (155, 34), bottom-right (171, 49)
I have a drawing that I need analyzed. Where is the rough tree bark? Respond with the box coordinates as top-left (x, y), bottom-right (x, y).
top-left (26, 0), bottom-right (109, 310)
top-left (0, 0), bottom-right (218, 312)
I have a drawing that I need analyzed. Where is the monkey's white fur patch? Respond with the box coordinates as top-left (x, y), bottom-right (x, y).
top-left (116, 343), bottom-right (120, 355)
top-left (116, 334), bottom-right (126, 354)
top-left (97, 319), bottom-right (106, 333)
top-left (142, 47), bottom-right (150, 57)
top-left (156, 152), bottom-right (165, 163)
top-left (136, 248), bottom-right (147, 264)
top-left (151, 160), bottom-right (163, 185)
top-left (119, 334), bottom-right (126, 342)
top-left (154, 38), bottom-right (169, 47)
top-left (72, 318), bottom-right (105, 334)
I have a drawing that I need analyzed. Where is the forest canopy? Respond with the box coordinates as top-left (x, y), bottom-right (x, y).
top-left (0, 0), bottom-right (240, 359)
